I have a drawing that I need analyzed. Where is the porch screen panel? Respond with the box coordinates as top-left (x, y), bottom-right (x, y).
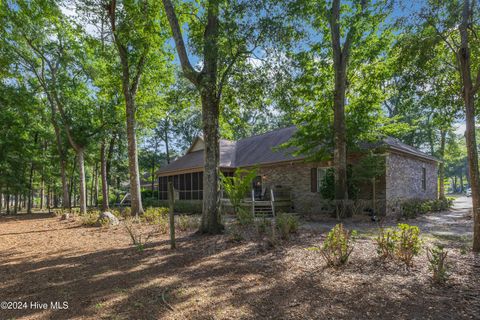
top-left (159, 172), bottom-right (204, 201)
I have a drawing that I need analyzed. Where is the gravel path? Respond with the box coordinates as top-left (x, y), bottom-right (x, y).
top-left (303, 197), bottom-right (474, 244)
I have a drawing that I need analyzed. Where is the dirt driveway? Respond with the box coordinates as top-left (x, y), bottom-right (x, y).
top-left (304, 197), bottom-right (474, 247)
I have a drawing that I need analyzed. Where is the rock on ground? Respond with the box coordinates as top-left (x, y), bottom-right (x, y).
top-left (97, 211), bottom-right (119, 226)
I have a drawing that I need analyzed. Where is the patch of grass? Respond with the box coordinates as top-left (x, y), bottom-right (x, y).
top-left (176, 214), bottom-right (200, 231)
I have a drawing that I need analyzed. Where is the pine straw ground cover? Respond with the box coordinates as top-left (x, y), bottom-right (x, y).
top-left (0, 212), bottom-right (479, 320)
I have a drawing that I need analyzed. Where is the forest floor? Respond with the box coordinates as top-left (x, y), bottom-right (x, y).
top-left (0, 198), bottom-right (479, 320)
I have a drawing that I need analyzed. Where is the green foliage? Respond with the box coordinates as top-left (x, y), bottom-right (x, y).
top-left (80, 210), bottom-right (103, 227)
top-left (319, 167), bottom-right (358, 200)
top-left (236, 208), bottom-right (254, 226)
top-left (375, 224), bottom-right (422, 267)
top-left (220, 168), bottom-right (258, 217)
top-left (276, 213), bottom-right (299, 240)
top-left (395, 224), bottom-right (422, 267)
top-left (320, 224), bottom-right (357, 267)
top-left (141, 207), bottom-right (169, 234)
top-left (426, 245), bottom-right (449, 284)
top-left (375, 228), bottom-right (397, 260)
top-left (401, 198), bottom-right (453, 219)
top-left (142, 207), bottom-right (169, 224)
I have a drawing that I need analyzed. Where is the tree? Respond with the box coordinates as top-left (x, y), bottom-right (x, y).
top-left (105, 0), bottom-right (171, 216)
top-left (161, 0), bottom-right (291, 233)
top-left (420, 0), bottom-right (480, 251)
top-left (285, 0), bottom-right (402, 205)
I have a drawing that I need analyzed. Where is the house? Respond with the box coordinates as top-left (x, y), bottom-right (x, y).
top-left (156, 126), bottom-right (439, 216)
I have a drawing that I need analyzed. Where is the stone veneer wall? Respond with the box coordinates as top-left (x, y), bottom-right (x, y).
top-left (385, 152), bottom-right (438, 214)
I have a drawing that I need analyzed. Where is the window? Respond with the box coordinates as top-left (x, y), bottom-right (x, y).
top-left (421, 167), bottom-right (426, 191)
top-left (311, 167), bottom-right (330, 193)
top-left (317, 168), bottom-right (328, 192)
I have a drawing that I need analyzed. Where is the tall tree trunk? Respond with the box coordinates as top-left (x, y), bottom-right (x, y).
top-left (332, 69), bottom-right (348, 202)
top-left (125, 94), bottom-right (144, 216)
top-left (107, 0), bottom-right (145, 217)
top-left (14, 194), bottom-right (18, 214)
top-left (6, 191), bottom-right (10, 215)
top-left (27, 166), bottom-right (35, 214)
top-left (77, 149), bottom-right (87, 214)
top-left (101, 141), bottom-right (110, 211)
top-left (438, 130), bottom-right (447, 199)
top-left (40, 177), bottom-right (44, 210)
top-left (69, 156), bottom-right (77, 210)
top-left (94, 162), bottom-right (99, 207)
top-left (199, 92), bottom-right (222, 233)
top-left (458, 0), bottom-right (480, 251)
top-left (163, 0), bottom-right (224, 234)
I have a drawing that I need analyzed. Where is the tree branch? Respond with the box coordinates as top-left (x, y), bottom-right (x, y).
top-left (162, 0), bottom-right (199, 84)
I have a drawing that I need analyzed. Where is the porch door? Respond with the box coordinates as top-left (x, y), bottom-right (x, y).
top-left (252, 176), bottom-right (262, 200)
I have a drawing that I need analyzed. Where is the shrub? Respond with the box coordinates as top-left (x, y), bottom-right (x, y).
top-left (176, 215), bottom-right (200, 231)
top-left (395, 224), bottom-right (421, 267)
top-left (426, 245), bottom-right (449, 284)
top-left (80, 210), bottom-right (102, 227)
top-left (375, 227), bottom-right (397, 260)
top-left (276, 213), bottom-right (299, 240)
top-left (220, 168), bottom-right (257, 216)
top-left (122, 207), bottom-right (132, 217)
top-left (401, 198), bottom-right (453, 219)
top-left (320, 224), bottom-right (356, 267)
top-left (237, 208), bottom-right (254, 226)
top-left (142, 207), bottom-right (169, 224)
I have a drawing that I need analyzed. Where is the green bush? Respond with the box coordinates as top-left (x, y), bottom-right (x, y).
top-left (80, 210), bottom-right (103, 227)
top-left (375, 227), bottom-right (397, 260)
top-left (395, 224), bottom-right (421, 267)
top-left (141, 207), bottom-right (169, 234)
top-left (276, 213), bottom-right (299, 239)
top-left (142, 207), bottom-right (169, 224)
top-left (401, 198), bottom-right (453, 219)
top-left (375, 224), bottom-right (422, 267)
top-left (426, 245), bottom-right (449, 284)
top-left (320, 224), bottom-right (356, 267)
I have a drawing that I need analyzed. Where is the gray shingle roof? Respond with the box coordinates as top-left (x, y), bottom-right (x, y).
top-left (157, 126), bottom-right (438, 175)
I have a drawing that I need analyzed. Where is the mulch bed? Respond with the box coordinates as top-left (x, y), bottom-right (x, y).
top-left (0, 213), bottom-right (479, 319)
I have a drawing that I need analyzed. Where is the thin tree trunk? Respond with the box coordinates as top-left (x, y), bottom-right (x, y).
top-left (77, 149), bottom-right (87, 214)
top-left (69, 156), bottom-right (77, 210)
top-left (438, 130), bottom-right (447, 199)
top-left (6, 192), bottom-right (10, 215)
top-left (101, 141), bottom-right (110, 211)
top-left (40, 178), bottom-right (44, 210)
top-left (164, 122), bottom-right (171, 164)
top-left (27, 165), bottom-right (35, 214)
top-left (94, 162), bottom-right (99, 207)
top-left (14, 194), bottom-right (18, 214)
